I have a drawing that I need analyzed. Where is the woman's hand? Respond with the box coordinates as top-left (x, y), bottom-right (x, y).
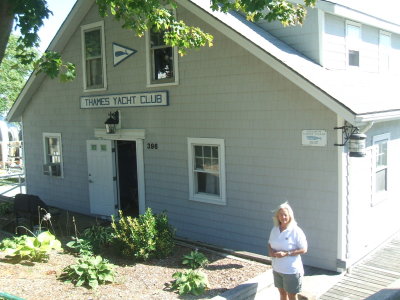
top-left (274, 251), bottom-right (288, 258)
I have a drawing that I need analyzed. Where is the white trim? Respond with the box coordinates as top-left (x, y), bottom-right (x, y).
top-left (318, 9), bottom-right (325, 66)
top-left (187, 137), bottom-right (226, 205)
top-left (145, 10), bottom-right (179, 87)
top-left (345, 20), bottom-right (362, 69)
top-left (371, 133), bottom-right (390, 206)
top-left (81, 20), bottom-right (107, 92)
top-left (379, 30), bottom-right (391, 73)
top-left (94, 128), bottom-right (146, 215)
top-left (42, 132), bottom-right (64, 178)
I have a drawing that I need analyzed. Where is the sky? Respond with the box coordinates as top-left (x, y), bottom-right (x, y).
top-left (34, 0), bottom-right (399, 53)
top-left (37, 0), bottom-right (77, 53)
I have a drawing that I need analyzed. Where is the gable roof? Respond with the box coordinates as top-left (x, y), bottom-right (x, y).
top-left (7, 0), bottom-right (400, 126)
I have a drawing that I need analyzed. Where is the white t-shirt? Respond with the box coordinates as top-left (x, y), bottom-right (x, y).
top-left (268, 223), bottom-right (307, 275)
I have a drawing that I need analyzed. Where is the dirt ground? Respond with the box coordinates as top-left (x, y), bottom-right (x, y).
top-left (0, 241), bottom-right (270, 300)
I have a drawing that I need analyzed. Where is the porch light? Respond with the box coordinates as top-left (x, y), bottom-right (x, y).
top-left (334, 125), bottom-right (366, 157)
top-left (105, 111), bottom-right (119, 134)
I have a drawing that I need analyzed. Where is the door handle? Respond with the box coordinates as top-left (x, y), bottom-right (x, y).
top-left (89, 179), bottom-right (93, 183)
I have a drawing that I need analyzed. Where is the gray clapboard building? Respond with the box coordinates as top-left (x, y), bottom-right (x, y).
top-left (7, 0), bottom-right (400, 271)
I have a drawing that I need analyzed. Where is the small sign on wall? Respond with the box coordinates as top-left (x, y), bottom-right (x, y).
top-left (302, 130), bottom-right (327, 147)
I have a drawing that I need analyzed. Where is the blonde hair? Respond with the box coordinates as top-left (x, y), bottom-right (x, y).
top-left (272, 202), bottom-right (297, 227)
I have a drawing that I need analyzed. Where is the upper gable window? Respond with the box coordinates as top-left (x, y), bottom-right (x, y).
top-left (81, 21), bottom-right (107, 91)
top-left (379, 31), bottom-right (391, 73)
top-left (146, 25), bottom-right (179, 87)
top-left (346, 21), bottom-right (361, 68)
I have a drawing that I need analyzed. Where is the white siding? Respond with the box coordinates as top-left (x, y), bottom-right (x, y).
top-left (20, 4), bottom-right (378, 272)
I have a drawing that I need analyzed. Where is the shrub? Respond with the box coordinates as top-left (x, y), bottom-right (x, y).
top-left (171, 270), bottom-right (209, 295)
top-left (65, 237), bottom-right (94, 256)
top-left (182, 249), bottom-right (209, 269)
top-left (111, 208), bottom-right (175, 260)
top-left (82, 224), bottom-right (114, 252)
top-left (0, 231), bottom-right (62, 262)
top-left (60, 255), bottom-right (116, 289)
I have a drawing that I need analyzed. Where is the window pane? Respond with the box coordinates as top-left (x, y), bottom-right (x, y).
top-left (204, 146), bottom-right (211, 158)
top-left (212, 146), bottom-right (218, 158)
top-left (349, 50), bottom-right (359, 66)
top-left (85, 29), bottom-right (101, 58)
top-left (377, 142), bottom-right (387, 167)
top-left (195, 158), bottom-right (203, 170)
top-left (376, 169), bottom-right (387, 192)
top-left (86, 58), bottom-right (103, 88)
top-left (196, 172), bottom-right (220, 195)
top-left (195, 146), bottom-right (203, 157)
top-left (153, 47), bottom-right (173, 80)
top-left (151, 30), bottom-right (165, 47)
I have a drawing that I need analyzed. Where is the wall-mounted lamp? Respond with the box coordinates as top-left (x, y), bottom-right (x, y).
top-left (334, 125), bottom-right (366, 157)
top-left (105, 111), bottom-right (119, 134)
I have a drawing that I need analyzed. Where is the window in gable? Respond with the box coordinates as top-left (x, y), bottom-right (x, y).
top-left (146, 20), bottom-right (179, 86)
top-left (379, 31), bottom-right (391, 72)
top-left (346, 22), bottom-right (361, 68)
top-left (81, 21), bottom-right (107, 91)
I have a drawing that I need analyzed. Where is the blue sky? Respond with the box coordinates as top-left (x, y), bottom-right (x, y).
top-left (37, 0), bottom-right (77, 53)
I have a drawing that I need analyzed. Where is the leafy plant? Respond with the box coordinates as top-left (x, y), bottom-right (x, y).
top-left (66, 237), bottom-right (94, 257)
top-left (171, 270), bottom-right (209, 296)
top-left (182, 249), bottom-right (209, 269)
top-left (82, 225), bottom-right (114, 252)
top-left (111, 208), bottom-right (175, 260)
top-left (0, 231), bottom-right (62, 262)
top-left (0, 202), bottom-right (13, 216)
top-left (60, 255), bottom-right (116, 289)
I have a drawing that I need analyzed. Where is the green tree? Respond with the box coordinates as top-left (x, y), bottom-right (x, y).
top-left (0, 0), bottom-right (316, 82)
top-left (0, 34), bottom-right (38, 115)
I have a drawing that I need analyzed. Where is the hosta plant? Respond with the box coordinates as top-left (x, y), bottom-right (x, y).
top-left (65, 237), bottom-right (94, 256)
top-left (60, 255), bottom-right (117, 289)
top-left (0, 231), bottom-right (62, 262)
top-left (182, 249), bottom-right (209, 269)
top-left (171, 270), bottom-right (209, 296)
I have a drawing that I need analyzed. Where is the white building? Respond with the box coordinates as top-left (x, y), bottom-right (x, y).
top-left (7, 0), bottom-right (400, 271)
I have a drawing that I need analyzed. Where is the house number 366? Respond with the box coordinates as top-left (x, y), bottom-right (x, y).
top-left (147, 143), bottom-right (158, 150)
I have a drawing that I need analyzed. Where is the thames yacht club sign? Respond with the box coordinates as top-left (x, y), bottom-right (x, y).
top-left (80, 91), bottom-right (168, 109)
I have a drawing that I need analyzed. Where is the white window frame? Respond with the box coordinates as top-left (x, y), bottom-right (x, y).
top-left (81, 21), bottom-right (107, 92)
top-left (43, 132), bottom-right (64, 178)
top-left (345, 21), bottom-right (362, 68)
top-left (379, 30), bottom-right (391, 73)
top-left (187, 138), bottom-right (226, 205)
top-left (371, 133), bottom-right (390, 206)
top-left (145, 11), bottom-right (179, 87)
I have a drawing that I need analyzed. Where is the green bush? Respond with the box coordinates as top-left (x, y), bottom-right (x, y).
top-left (182, 249), bottom-right (209, 269)
top-left (171, 270), bottom-right (209, 295)
top-left (111, 208), bottom-right (175, 260)
top-left (66, 237), bottom-right (94, 256)
top-left (82, 225), bottom-right (114, 252)
top-left (0, 231), bottom-right (62, 262)
top-left (60, 255), bottom-right (116, 289)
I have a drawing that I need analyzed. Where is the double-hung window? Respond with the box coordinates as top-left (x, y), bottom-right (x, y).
top-left (379, 31), bottom-right (391, 72)
top-left (188, 138), bottom-right (226, 205)
top-left (81, 21), bottom-right (107, 91)
top-left (372, 133), bottom-right (389, 205)
top-left (346, 21), bottom-right (361, 68)
top-left (43, 133), bottom-right (63, 177)
top-left (146, 24), bottom-right (179, 86)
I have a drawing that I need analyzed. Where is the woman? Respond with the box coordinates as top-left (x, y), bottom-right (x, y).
top-left (268, 202), bottom-right (308, 300)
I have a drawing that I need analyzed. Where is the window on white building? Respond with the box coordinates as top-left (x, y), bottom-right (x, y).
top-left (346, 21), bottom-right (361, 68)
top-left (43, 133), bottom-right (63, 177)
top-left (81, 21), bottom-right (107, 91)
top-left (187, 138), bottom-right (226, 205)
top-left (379, 31), bottom-right (391, 72)
top-left (146, 23), bottom-right (179, 86)
top-left (372, 133), bottom-right (389, 205)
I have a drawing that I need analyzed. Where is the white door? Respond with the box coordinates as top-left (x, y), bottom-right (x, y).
top-left (86, 140), bottom-right (118, 217)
